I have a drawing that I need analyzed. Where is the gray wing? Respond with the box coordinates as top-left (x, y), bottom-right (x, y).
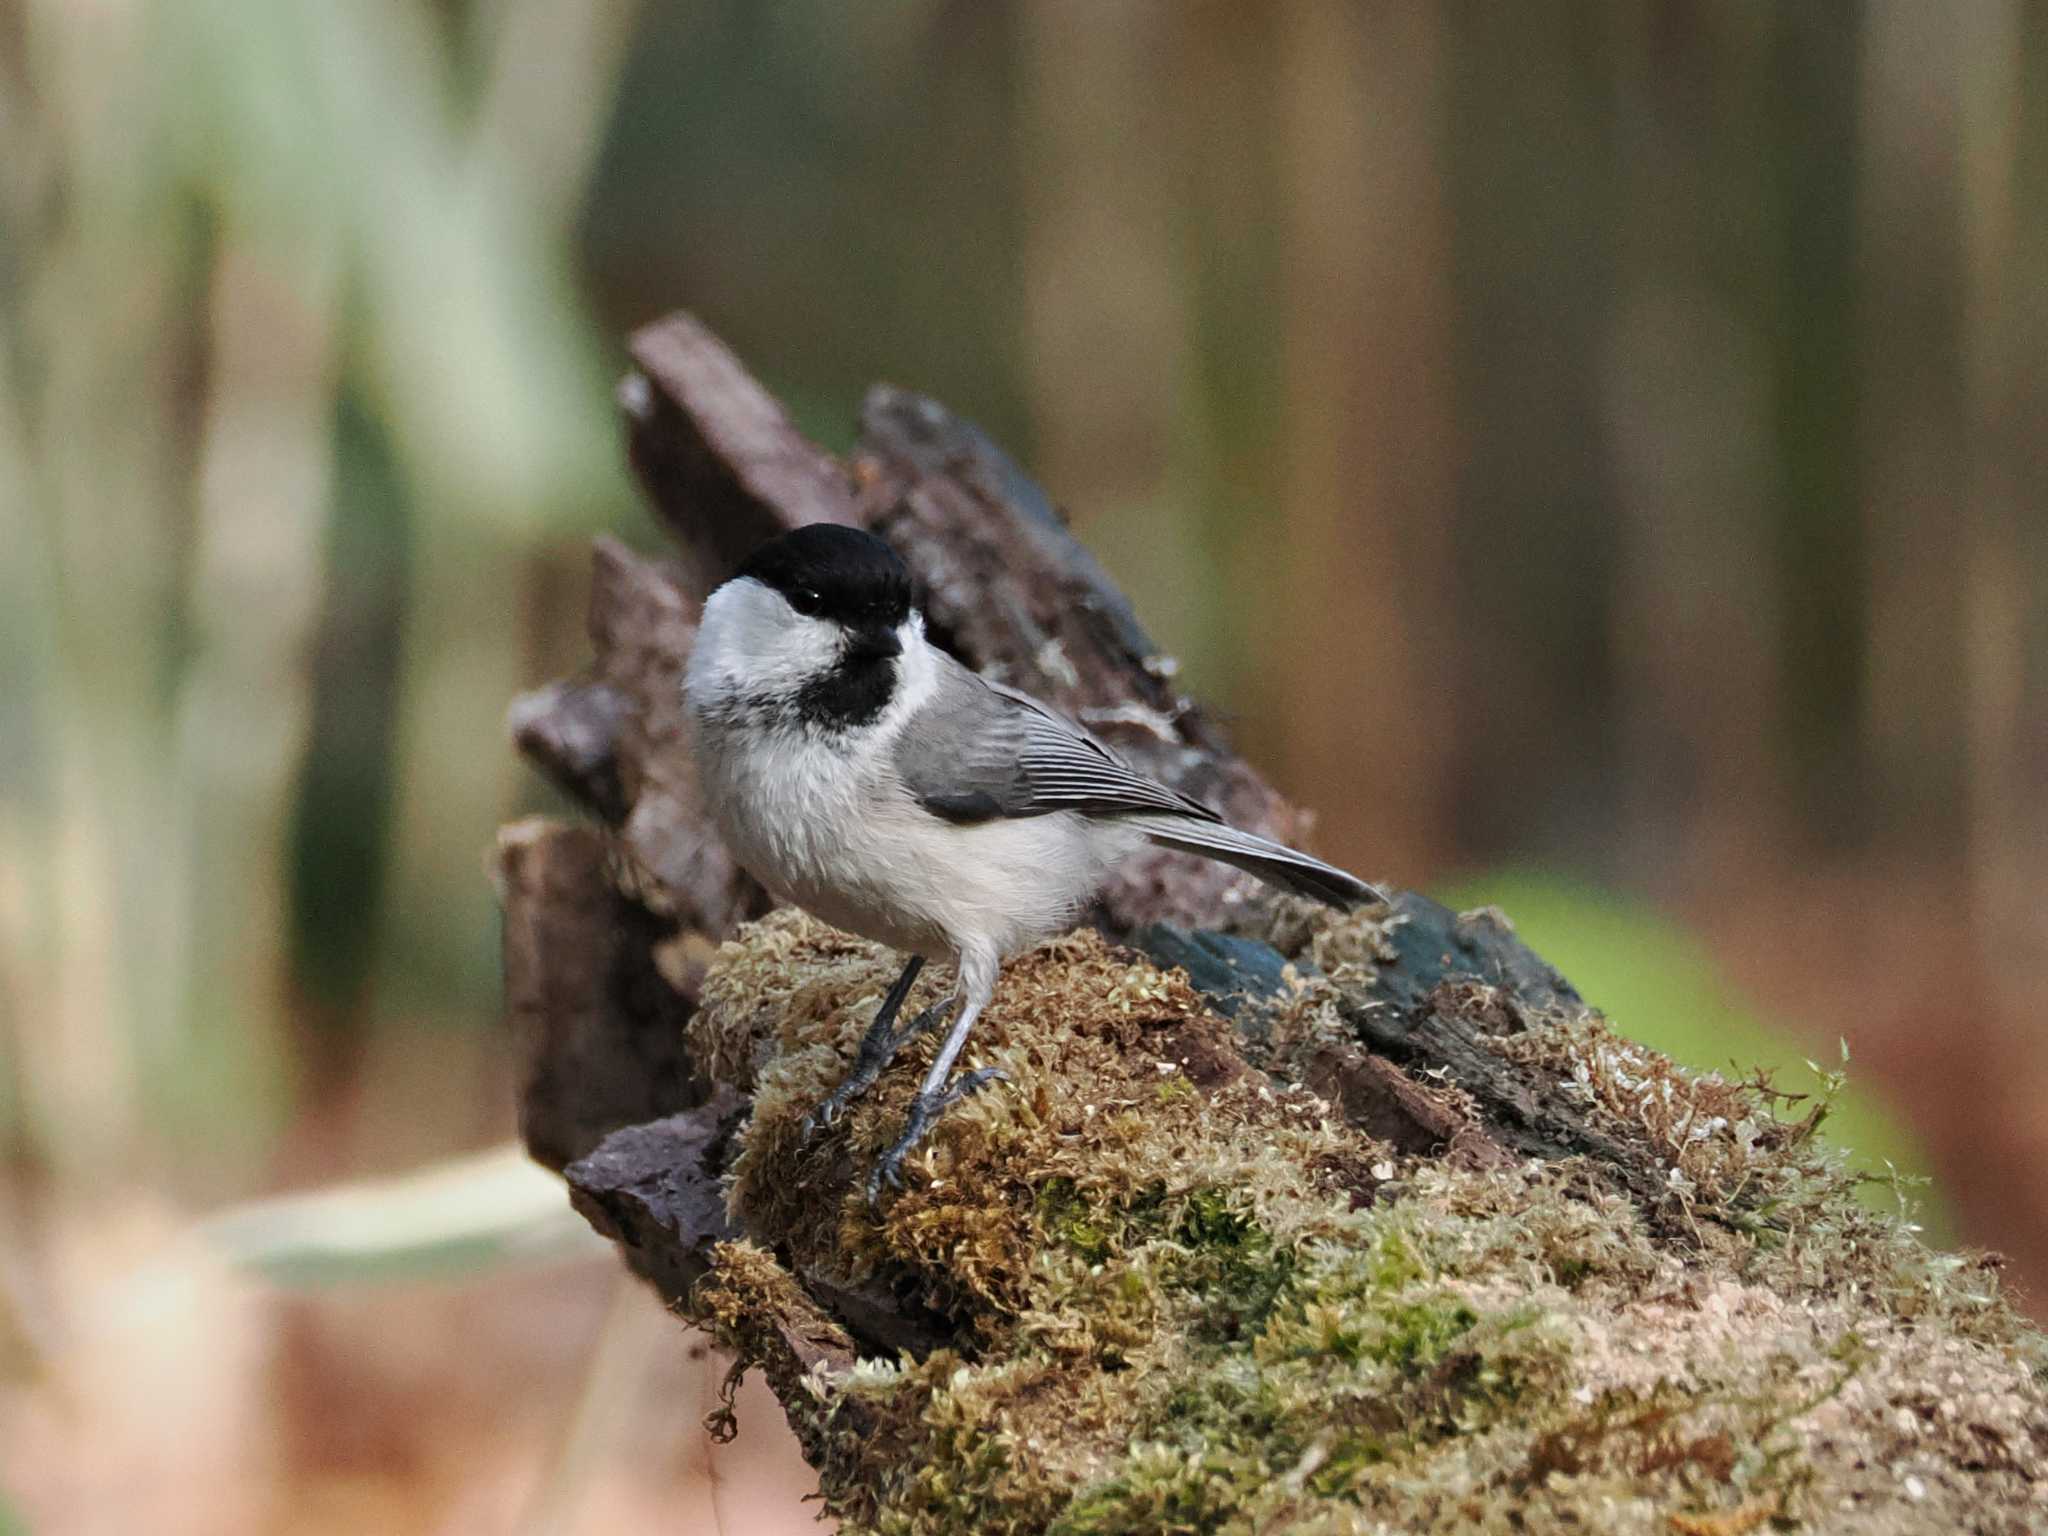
top-left (894, 656), bottom-right (1220, 826)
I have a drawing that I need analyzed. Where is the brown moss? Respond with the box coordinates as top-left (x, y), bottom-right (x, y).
top-left (690, 1239), bottom-right (856, 1460)
top-left (710, 915), bottom-right (1373, 1328)
top-left (680, 913), bottom-right (2048, 1535)
top-left (1490, 1009), bottom-right (1817, 1213)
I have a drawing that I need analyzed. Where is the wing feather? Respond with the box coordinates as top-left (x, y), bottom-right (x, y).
top-left (895, 658), bottom-right (1219, 825)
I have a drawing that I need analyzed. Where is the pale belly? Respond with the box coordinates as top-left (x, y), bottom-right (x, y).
top-left (697, 725), bottom-right (1129, 961)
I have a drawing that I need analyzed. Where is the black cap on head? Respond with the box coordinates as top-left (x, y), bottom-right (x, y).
top-left (732, 523), bottom-right (914, 629)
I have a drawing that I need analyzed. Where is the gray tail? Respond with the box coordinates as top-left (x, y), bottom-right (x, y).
top-left (1124, 815), bottom-right (1386, 911)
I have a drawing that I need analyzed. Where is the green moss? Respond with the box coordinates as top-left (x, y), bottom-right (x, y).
top-left (681, 912), bottom-right (2048, 1536)
top-left (1046, 1442), bottom-right (1247, 1536)
top-left (1166, 1189), bottom-right (1296, 1342)
top-left (1038, 1178), bottom-right (1118, 1267)
top-left (1041, 1195), bottom-right (1575, 1529)
top-left (1154, 1078), bottom-right (1196, 1106)
top-left (1360, 1228), bottom-right (1427, 1290)
top-left (1368, 1296), bottom-right (1478, 1373)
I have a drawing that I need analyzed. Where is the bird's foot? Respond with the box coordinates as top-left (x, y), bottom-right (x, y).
top-left (800, 1003), bottom-right (947, 1140)
top-left (864, 1067), bottom-right (1008, 1208)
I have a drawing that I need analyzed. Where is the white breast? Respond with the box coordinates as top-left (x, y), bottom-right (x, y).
top-left (690, 708), bottom-right (1129, 963)
top-left (684, 585), bottom-right (1133, 963)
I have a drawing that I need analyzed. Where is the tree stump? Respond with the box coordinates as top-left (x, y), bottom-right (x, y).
top-left (500, 313), bottom-right (2047, 1534)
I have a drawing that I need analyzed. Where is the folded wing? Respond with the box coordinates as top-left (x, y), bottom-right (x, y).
top-left (893, 656), bottom-right (1383, 911)
top-left (893, 655), bottom-right (1220, 825)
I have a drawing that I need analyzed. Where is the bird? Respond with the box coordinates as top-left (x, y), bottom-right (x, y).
top-left (682, 523), bottom-right (1383, 1201)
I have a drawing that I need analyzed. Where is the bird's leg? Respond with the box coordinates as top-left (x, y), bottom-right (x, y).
top-left (867, 953), bottom-right (1005, 1205)
top-left (801, 955), bottom-right (930, 1137)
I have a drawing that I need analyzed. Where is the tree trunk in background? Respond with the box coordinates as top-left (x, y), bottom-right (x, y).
top-left (1606, 7), bottom-right (1785, 883)
top-left (1958, 5), bottom-right (2048, 1042)
top-left (1160, 4), bottom-right (1288, 736)
top-left (1269, 1), bottom-right (1454, 881)
top-left (173, 234), bottom-right (338, 1171)
top-left (1858, 2), bottom-right (1970, 844)
top-left (1767, 6), bottom-right (1867, 843)
top-left (1437, 9), bottom-right (1621, 865)
top-left (1014, 0), bottom-right (1211, 680)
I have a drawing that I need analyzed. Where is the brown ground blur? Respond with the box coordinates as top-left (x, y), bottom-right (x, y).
top-left (0, 1206), bottom-right (827, 1535)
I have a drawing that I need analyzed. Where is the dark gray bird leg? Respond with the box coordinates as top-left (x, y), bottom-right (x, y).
top-left (801, 955), bottom-right (930, 1137)
top-left (865, 1064), bottom-right (1006, 1207)
top-left (866, 949), bottom-right (1005, 1205)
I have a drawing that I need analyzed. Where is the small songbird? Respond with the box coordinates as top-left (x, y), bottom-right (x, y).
top-left (683, 524), bottom-right (1383, 1200)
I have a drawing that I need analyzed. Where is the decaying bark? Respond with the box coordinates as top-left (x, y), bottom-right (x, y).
top-left (499, 314), bottom-right (2047, 1533)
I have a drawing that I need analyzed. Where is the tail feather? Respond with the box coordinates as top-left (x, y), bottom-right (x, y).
top-left (1124, 815), bottom-right (1386, 911)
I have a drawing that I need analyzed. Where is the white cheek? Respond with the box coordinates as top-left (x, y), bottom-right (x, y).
top-left (686, 578), bottom-right (841, 708)
top-left (745, 611), bottom-right (841, 682)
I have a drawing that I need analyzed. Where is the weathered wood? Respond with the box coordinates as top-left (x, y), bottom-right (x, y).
top-left (507, 679), bottom-right (630, 822)
top-left (562, 1090), bottom-right (744, 1301)
top-left (496, 819), bottom-right (701, 1169)
top-left (500, 538), bottom-right (769, 1167)
top-left (1130, 893), bottom-right (1581, 1026)
top-left (620, 312), bottom-right (859, 594)
top-left (500, 313), bottom-right (2046, 1534)
top-left (1131, 895), bottom-right (1590, 1170)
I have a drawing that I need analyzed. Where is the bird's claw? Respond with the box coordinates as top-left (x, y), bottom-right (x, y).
top-left (799, 1088), bottom-right (857, 1144)
top-left (800, 1002), bottom-right (949, 1144)
top-left (938, 1064), bottom-right (1008, 1108)
top-left (797, 1101), bottom-right (837, 1140)
top-left (864, 1067), bottom-right (1010, 1209)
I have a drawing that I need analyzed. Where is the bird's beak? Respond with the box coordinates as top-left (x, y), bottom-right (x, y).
top-left (846, 626), bottom-right (903, 662)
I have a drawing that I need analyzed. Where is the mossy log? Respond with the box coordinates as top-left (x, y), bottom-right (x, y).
top-left (501, 313), bottom-right (2047, 1534)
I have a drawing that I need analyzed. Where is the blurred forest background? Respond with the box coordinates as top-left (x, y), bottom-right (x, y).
top-left (2, 2), bottom-right (2044, 1532)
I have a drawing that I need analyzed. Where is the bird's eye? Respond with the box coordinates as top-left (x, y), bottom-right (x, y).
top-left (790, 587), bottom-right (822, 615)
